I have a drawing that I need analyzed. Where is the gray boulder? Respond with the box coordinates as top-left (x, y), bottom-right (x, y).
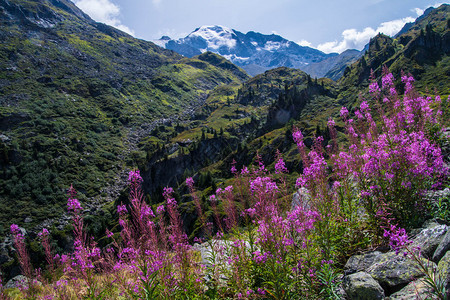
top-left (434, 230), bottom-right (450, 262)
top-left (367, 252), bottom-right (436, 293)
top-left (193, 239), bottom-right (254, 268)
top-left (342, 271), bottom-right (385, 300)
top-left (410, 222), bottom-right (447, 259)
top-left (291, 187), bottom-right (312, 211)
top-left (387, 279), bottom-right (433, 299)
top-left (344, 251), bottom-right (383, 275)
top-left (437, 250), bottom-right (450, 297)
top-left (5, 275), bottom-right (29, 289)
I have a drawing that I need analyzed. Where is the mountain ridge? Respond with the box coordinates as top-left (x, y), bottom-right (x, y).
top-left (155, 25), bottom-right (341, 76)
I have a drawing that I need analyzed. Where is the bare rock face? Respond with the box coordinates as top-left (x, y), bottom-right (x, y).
top-left (342, 271), bottom-right (385, 300)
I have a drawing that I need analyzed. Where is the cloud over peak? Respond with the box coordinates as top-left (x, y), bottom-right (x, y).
top-left (73, 0), bottom-right (134, 36)
top-left (316, 16), bottom-right (415, 54)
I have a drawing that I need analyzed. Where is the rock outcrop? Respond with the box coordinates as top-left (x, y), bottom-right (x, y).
top-left (342, 222), bottom-right (450, 299)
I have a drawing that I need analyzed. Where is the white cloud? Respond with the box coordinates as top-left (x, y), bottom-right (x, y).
top-left (152, 0), bottom-right (162, 5)
top-left (317, 16), bottom-right (415, 54)
top-left (73, 0), bottom-right (134, 35)
top-left (297, 39), bottom-right (312, 47)
top-left (413, 7), bottom-right (424, 16)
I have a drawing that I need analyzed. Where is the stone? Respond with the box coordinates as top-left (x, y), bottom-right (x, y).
top-left (437, 250), bottom-right (450, 297)
top-left (367, 252), bottom-right (436, 293)
top-left (291, 187), bottom-right (312, 211)
top-left (433, 229), bottom-right (450, 262)
top-left (193, 239), bottom-right (243, 268)
top-left (342, 271), bottom-right (385, 300)
top-left (387, 279), bottom-right (433, 299)
top-left (5, 275), bottom-right (28, 289)
top-left (344, 251), bottom-right (383, 275)
top-left (410, 223), bottom-right (447, 259)
top-left (0, 237), bottom-right (14, 265)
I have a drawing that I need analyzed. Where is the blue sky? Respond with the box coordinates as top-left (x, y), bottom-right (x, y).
top-left (72, 0), bottom-right (447, 53)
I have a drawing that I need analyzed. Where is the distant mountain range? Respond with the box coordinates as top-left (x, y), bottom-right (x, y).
top-left (154, 26), bottom-right (362, 77)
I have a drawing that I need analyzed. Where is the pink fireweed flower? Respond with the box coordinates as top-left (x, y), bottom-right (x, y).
top-left (340, 106), bottom-right (349, 119)
top-left (240, 166), bottom-right (249, 175)
top-left (369, 81), bottom-right (380, 94)
top-left (253, 251), bottom-right (268, 264)
top-left (360, 101), bottom-right (370, 112)
top-left (10, 224), bottom-right (20, 235)
top-left (39, 228), bottom-right (49, 237)
top-left (383, 224), bottom-right (411, 255)
top-left (382, 72), bottom-right (394, 88)
top-left (332, 181), bottom-right (341, 190)
top-left (67, 198), bottom-right (82, 212)
top-left (292, 128), bottom-right (304, 145)
top-left (275, 157), bottom-right (288, 174)
top-left (327, 118), bottom-right (335, 127)
top-left (209, 195), bottom-right (216, 202)
top-left (128, 169), bottom-right (143, 184)
top-left (231, 159), bottom-right (238, 174)
top-left (185, 177), bottom-right (194, 188)
top-left (224, 185), bottom-right (233, 193)
top-left (250, 177), bottom-right (278, 194)
top-left (140, 205), bottom-right (154, 218)
top-left (156, 205), bottom-right (165, 215)
top-left (10, 224), bottom-right (33, 279)
top-left (244, 208), bottom-right (256, 218)
top-left (296, 176), bottom-right (307, 188)
top-left (162, 187), bottom-right (174, 198)
top-left (117, 204), bottom-right (127, 215)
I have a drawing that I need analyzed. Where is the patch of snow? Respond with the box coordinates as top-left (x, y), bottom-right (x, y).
top-left (251, 41), bottom-right (258, 47)
top-left (223, 54), bottom-right (250, 61)
top-left (189, 25), bottom-right (236, 50)
top-left (263, 41), bottom-right (289, 51)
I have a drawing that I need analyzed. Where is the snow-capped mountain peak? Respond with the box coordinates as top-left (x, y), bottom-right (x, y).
top-left (154, 26), bottom-right (348, 76)
top-left (188, 25), bottom-right (237, 50)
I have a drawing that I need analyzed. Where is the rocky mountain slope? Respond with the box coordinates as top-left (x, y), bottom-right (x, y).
top-left (0, 0), bottom-right (249, 237)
